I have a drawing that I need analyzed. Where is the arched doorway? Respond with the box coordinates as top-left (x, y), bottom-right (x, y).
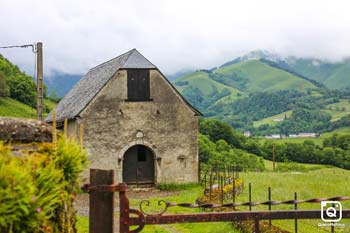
top-left (122, 145), bottom-right (155, 184)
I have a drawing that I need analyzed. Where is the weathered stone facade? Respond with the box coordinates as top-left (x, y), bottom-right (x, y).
top-left (47, 49), bottom-right (200, 184)
top-left (67, 70), bottom-right (199, 184)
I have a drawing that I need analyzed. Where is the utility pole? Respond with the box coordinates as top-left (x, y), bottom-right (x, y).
top-left (0, 42), bottom-right (43, 120)
top-left (36, 42), bottom-right (43, 121)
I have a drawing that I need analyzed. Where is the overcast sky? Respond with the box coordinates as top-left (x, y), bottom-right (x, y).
top-left (1, 0), bottom-right (350, 77)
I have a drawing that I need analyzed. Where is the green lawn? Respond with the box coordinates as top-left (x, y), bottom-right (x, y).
top-left (76, 164), bottom-right (350, 233)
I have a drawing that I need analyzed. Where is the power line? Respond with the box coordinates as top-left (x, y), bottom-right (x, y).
top-left (0, 43), bottom-right (37, 53)
top-left (0, 42), bottom-right (43, 120)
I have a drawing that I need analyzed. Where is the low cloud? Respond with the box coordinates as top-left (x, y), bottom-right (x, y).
top-left (1, 0), bottom-right (350, 77)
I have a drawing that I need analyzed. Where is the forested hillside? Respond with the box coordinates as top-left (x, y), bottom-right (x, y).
top-left (0, 53), bottom-right (55, 118)
top-left (173, 51), bottom-right (350, 135)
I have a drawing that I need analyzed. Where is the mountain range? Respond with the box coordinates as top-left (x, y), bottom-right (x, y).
top-left (30, 51), bottom-right (350, 134)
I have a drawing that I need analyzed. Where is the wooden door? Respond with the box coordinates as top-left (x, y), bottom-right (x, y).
top-left (122, 145), bottom-right (154, 184)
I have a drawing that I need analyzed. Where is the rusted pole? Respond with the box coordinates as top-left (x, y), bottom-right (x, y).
top-left (294, 192), bottom-right (298, 233)
top-left (249, 183), bottom-right (252, 211)
top-left (90, 169), bottom-right (114, 233)
top-left (254, 218), bottom-right (260, 233)
top-left (331, 203), bottom-right (335, 233)
top-left (268, 187), bottom-right (272, 227)
top-left (119, 183), bottom-right (129, 233)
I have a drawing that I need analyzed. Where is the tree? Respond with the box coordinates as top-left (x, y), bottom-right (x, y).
top-left (0, 74), bottom-right (9, 97)
top-left (199, 118), bottom-right (245, 148)
top-left (7, 75), bottom-right (36, 107)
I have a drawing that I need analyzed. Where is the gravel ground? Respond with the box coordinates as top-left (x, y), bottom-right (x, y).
top-left (74, 188), bottom-right (180, 217)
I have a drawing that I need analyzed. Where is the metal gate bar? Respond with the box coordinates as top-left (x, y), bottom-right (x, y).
top-left (83, 169), bottom-right (350, 233)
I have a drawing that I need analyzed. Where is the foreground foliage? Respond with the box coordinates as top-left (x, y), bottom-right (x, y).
top-left (0, 138), bottom-right (87, 233)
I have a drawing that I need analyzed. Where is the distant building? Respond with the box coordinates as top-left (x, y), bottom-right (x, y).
top-left (244, 131), bottom-right (252, 137)
top-left (289, 134), bottom-right (298, 138)
top-left (273, 118), bottom-right (284, 122)
top-left (297, 133), bottom-right (319, 138)
top-left (265, 134), bottom-right (281, 139)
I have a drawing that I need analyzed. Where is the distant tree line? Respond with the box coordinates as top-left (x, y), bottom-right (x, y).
top-left (199, 118), bottom-right (350, 170)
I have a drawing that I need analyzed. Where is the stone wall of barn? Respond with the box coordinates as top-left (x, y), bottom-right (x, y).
top-left (77, 69), bottom-right (199, 184)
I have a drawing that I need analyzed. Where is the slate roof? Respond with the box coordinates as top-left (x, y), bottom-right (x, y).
top-left (46, 49), bottom-right (201, 122)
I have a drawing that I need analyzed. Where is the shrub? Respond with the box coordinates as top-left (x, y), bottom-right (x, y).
top-left (0, 138), bottom-right (87, 232)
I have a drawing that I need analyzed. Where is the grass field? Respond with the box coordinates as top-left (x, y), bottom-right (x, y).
top-left (0, 97), bottom-right (37, 118)
top-left (76, 162), bottom-right (350, 233)
top-left (253, 110), bottom-right (292, 127)
top-left (237, 168), bottom-right (350, 233)
top-left (0, 97), bottom-right (56, 119)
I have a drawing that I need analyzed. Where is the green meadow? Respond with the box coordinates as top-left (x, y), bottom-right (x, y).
top-left (76, 162), bottom-right (350, 233)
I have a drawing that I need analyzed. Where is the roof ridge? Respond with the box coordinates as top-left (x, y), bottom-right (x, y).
top-left (89, 48), bottom-right (136, 71)
top-left (122, 49), bottom-right (157, 69)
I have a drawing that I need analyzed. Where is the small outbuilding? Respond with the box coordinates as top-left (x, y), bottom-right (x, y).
top-left (46, 49), bottom-right (201, 185)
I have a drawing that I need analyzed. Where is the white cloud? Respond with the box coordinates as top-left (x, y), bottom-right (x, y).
top-left (1, 0), bottom-right (350, 76)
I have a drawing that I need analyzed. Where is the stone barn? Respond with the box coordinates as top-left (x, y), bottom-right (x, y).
top-left (46, 49), bottom-right (201, 185)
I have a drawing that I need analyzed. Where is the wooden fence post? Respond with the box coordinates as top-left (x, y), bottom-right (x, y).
top-left (294, 192), bottom-right (298, 233)
top-left (268, 187), bottom-right (272, 227)
top-left (90, 169), bottom-right (114, 233)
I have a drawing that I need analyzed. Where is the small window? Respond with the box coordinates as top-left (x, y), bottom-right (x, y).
top-left (138, 147), bottom-right (147, 162)
top-left (127, 69), bottom-right (150, 101)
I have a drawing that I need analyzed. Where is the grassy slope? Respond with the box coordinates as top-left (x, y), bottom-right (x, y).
top-left (0, 97), bottom-right (37, 118)
top-left (0, 97), bottom-right (56, 119)
top-left (286, 58), bottom-right (350, 89)
top-left (215, 60), bottom-right (316, 92)
top-left (323, 99), bottom-right (350, 123)
top-left (324, 63), bottom-right (350, 89)
top-left (174, 60), bottom-right (318, 116)
top-left (253, 110), bottom-right (292, 127)
top-left (253, 99), bottom-right (350, 127)
top-left (176, 71), bottom-right (242, 95)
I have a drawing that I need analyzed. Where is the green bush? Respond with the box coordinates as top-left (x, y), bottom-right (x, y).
top-left (0, 138), bottom-right (87, 232)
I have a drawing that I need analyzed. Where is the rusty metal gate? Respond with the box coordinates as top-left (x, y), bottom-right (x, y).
top-left (83, 169), bottom-right (350, 233)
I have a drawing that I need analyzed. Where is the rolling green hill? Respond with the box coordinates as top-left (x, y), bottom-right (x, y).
top-left (285, 57), bottom-right (350, 89)
top-left (215, 60), bottom-right (316, 92)
top-left (173, 52), bottom-right (350, 135)
top-left (174, 59), bottom-right (318, 115)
